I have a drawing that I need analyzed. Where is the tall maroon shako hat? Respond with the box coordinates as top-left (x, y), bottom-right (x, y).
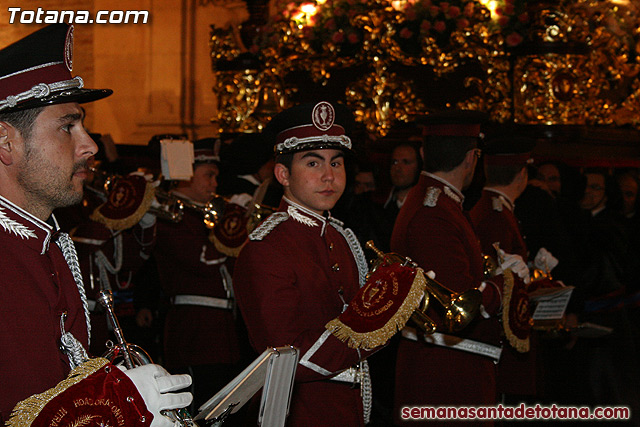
top-left (419, 109), bottom-right (488, 138)
top-left (0, 24), bottom-right (112, 113)
top-left (483, 136), bottom-right (536, 167)
top-left (193, 137), bottom-right (221, 164)
top-left (267, 101), bottom-right (355, 155)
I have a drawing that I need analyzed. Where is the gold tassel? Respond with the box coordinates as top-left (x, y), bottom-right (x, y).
top-left (7, 358), bottom-right (110, 427)
top-left (90, 183), bottom-right (155, 231)
top-left (326, 268), bottom-right (427, 349)
top-left (502, 269), bottom-right (530, 353)
top-left (210, 232), bottom-right (246, 257)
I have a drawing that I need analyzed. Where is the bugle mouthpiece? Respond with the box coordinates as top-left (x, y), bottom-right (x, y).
top-left (366, 240), bottom-right (385, 259)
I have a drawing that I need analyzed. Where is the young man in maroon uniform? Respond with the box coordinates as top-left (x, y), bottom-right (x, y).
top-left (390, 112), bottom-right (529, 425)
top-left (234, 101), bottom-right (406, 426)
top-left (0, 24), bottom-right (191, 426)
top-left (469, 136), bottom-right (559, 404)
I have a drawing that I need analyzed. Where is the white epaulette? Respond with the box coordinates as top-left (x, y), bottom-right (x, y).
top-left (423, 186), bottom-right (441, 207)
top-left (249, 212), bottom-right (289, 241)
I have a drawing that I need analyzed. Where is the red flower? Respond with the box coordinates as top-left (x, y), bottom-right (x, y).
top-left (448, 5), bottom-right (460, 18)
top-left (440, 2), bottom-right (449, 12)
top-left (324, 18), bottom-right (337, 30)
top-left (302, 26), bottom-right (315, 39)
top-left (456, 18), bottom-right (469, 29)
top-left (405, 6), bottom-right (417, 21)
top-left (434, 20), bottom-right (446, 32)
top-left (399, 27), bottom-right (414, 39)
top-left (332, 31), bottom-right (345, 43)
top-left (503, 4), bottom-right (514, 15)
top-left (518, 12), bottom-right (529, 23)
top-left (334, 7), bottom-right (345, 16)
top-left (429, 5), bottom-right (439, 16)
top-left (498, 15), bottom-right (509, 27)
top-left (506, 32), bottom-right (523, 47)
top-left (420, 20), bottom-right (432, 32)
top-left (347, 32), bottom-right (360, 43)
top-left (463, 2), bottom-right (474, 18)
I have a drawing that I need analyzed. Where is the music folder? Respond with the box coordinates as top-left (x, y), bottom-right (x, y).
top-left (195, 346), bottom-right (299, 426)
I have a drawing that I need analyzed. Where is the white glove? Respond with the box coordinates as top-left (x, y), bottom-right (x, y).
top-left (534, 247), bottom-right (559, 272)
top-left (496, 249), bottom-right (530, 284)
top-left (117, 364), bottom-right (193, 427)
top-left (229, 193), bottom-right (253, 208)
top-left (139, 212), bottom-right (157, 228)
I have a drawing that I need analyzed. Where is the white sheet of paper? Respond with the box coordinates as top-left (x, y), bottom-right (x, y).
top-left (530, 286), bottom-right (574, 321)
top-left (160, 139), bottom-right (193, 180)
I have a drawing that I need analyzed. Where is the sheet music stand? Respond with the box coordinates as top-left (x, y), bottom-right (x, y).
top-left (195, 346), bottom-right (298, 426)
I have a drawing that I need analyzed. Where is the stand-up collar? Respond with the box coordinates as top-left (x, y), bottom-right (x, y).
top-left (282, 196), bottom-right (341, 236)
top-left (0, 195), bottom-right (57, 254)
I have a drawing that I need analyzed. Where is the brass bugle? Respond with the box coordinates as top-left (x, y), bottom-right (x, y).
top-left (98, 290), bottom-right (199, 426)
top-left (87, 166), bottom-right (226, 227)
top-left (365, 241), bottom-right (482, 335)
top-left (87, 166), bottom-right (273, 230)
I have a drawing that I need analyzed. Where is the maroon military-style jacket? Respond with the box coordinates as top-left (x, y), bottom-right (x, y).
top-left (154, 193), bottom-right (241, 370)
top-left (69, 212), bottom-right (156, 355)
top-left (233, 197), bottom-right (373, 427)
top-left (390, 173), bottom-right (502, 424)
top-left (469, 188), bottom-right (527, 260)
top-left (470, 188), bottom-right (537, 397)
top-left (0, 196), bottom-right (149, 425)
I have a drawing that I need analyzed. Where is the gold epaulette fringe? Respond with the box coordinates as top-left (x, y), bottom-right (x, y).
top-left (211, 232), bottom-right (245, 257)
top-left (90, 183), bottom-right (155, 231)
top-left (326, 268), bottom-right (427, 349)
top-left (502, 269), bottom-right (530, 353)
top-left (6, 358), bottom-right (110, 427)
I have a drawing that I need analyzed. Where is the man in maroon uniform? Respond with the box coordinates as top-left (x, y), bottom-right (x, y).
top-left (469, 136), bottom-right (558, 403)
top-left (391, 112), bottom-right (528, 425)
top-left (0, 24), bottom-right (191, 426)
top-left (234, 101), bottom-right (396, 426)
top-left (154, 138), bottom-right (245, 412)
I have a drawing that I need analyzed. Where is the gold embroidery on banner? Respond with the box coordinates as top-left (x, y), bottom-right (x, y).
top-left (325, 268), bottom-right (427, 349)
top-left (6, 358), bottom-right (110, 427)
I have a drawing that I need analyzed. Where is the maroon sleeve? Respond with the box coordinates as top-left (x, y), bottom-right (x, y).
top-left (234, 240), bottom-right (369, 382)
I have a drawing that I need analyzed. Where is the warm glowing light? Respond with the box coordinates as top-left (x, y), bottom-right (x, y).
top-left (391, 0), bottom-right (407, 11)
top-left (300, 3), bottom-right (317, 14)
top-left (478, 0), bottom-right (499, 19)
top-left (293, 3), bottom-right (317, 27)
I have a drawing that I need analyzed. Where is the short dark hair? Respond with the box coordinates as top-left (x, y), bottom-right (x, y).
top-left (422, 135), bottom-right (477, 173)
top-left (275, 152), bottom-right (294, 171)
top-left (0, 107), bottom-right (44, 141)
top-left (485, 164), bottom-right (525, 186)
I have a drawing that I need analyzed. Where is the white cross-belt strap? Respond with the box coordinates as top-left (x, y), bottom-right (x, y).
top-left (329, 362), bottom-right (372, 424)
top-left (402, 328), bottom-right (502, 362)
top-left (173, 294), bottom-right (233, 310)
